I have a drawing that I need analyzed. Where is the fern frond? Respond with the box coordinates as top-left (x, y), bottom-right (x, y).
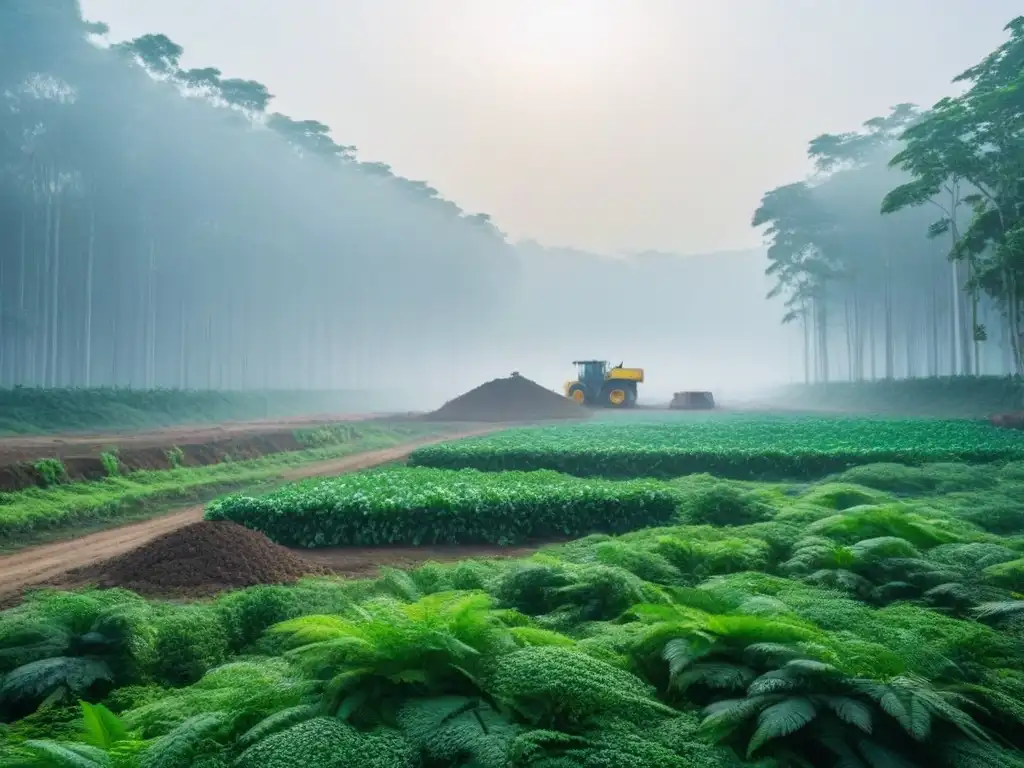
top-left (237, 704), bottom-right (319, 748)
top-left (746, 697), bottom-right (818, 757)
top-left (699, 695), bottom-right (778, 738)
top-left (673, 662), bottom-right (754, 692)
top-left (269, 615), bottom-right (358, 645)
top-left (398, 696), bottom-right (519, 768)
top-left (80, 702), bottom-right (128, 749)
top-left (815, 695), bottom-right (873, 734)
top-left (748, 669), bottom-right (802, 696)
top-left (508, 627), bottom-right (575, 648)
top-left (744, 642), bottom-right (803, 665)
top-left (21, 740), bottom-right (110, 768)
top-left (974, 601), bottom-right (1024, 621)
top-left (661, 638), bottom-right (703, 680)
top-left (0, 658), bottom-right (113, 707)
top-left (139, 712), bottom-right (226, 768)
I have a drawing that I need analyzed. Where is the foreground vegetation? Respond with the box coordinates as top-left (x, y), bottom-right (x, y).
top-left (0, 422), bottom-right (457, 549)
top-left (0, 388), bottom-right (405, 436)
top-left (5, 409), bottom-right (1024, 767)
top-left (3, 451), bottom-right (1024, 765)
top-left (409, 414), bottom-right (1024, 479)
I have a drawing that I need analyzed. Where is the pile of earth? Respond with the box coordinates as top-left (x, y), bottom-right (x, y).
top-left (65, 521), bottom-right (323, 597)
top-left (425, 374), bottom-right (589, 422)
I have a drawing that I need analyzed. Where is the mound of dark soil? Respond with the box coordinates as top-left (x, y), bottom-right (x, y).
top-left (67, 521), bottom-right (322, 597)
top-left (425, 374), bottom-right (588, 422)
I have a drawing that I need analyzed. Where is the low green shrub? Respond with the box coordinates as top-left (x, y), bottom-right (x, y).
top-left (32, 458), bottom-right (67, 487)
top-left (205, 467), bottom-right (679, 547)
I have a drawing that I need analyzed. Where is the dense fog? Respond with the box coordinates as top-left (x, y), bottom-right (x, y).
top-left (3, 2), bottom-right (1023, 408)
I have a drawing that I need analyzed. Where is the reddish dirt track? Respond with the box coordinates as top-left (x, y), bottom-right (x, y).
top-left (0, 413), bottom-right (398, 465)
top-left (0, 427), bottom-right (497, 600)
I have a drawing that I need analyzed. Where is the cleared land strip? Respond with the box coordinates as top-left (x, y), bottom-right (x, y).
top-left (0, 427), bottom-right (496, 598)
top-left (0, 413), bottom-right (392, 464)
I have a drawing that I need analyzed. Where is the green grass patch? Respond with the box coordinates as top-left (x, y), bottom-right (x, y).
top-left (409, 413), bottom-right (1024, 480)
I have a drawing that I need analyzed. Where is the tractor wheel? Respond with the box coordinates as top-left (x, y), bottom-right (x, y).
top-left (567, 383), bottom-right (588, 405)
top-left (602, 385), bottom-right (628, 407)
top-left (602, 382), bottom-right (637, 408)
top-left (624, 385), bottom-right (638, 407)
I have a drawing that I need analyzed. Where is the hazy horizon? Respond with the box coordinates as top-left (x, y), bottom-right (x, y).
top-left (80, 0), bottom-right (1022, 256)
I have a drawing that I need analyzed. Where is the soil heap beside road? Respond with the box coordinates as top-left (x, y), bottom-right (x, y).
top-left (426, 374), bottom-right (588, 422)
top-left (64, 520), bottom-right (322, 597)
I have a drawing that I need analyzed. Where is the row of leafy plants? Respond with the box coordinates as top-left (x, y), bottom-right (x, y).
top-left (205, 467), bottom-right (679, 547)
top-left (3, 460), bottom-right (1024, 767)
top-left (408, 416), bottom-right (1024, 480)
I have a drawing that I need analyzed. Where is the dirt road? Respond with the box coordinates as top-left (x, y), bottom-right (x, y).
top-left (0, 427), bottom-right (494, 599)
top-left (0, 413), bottom-right (399, 464)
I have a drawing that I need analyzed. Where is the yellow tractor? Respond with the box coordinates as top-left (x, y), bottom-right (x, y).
top-left (564, 360), bottom-right (644, 408)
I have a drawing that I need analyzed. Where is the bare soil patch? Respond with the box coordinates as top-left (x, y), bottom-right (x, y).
top-left (63, 521), bottom-right (323, 598)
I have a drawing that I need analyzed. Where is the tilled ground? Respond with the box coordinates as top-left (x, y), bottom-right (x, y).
top-left (0, 414), bottom-right (398, 492)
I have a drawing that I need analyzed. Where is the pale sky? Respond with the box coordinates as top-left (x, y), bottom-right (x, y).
top-left (81, 0), bottom-right (1021, 255)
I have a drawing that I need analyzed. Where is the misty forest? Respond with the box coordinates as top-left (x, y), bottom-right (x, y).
top-left (2, 2), bottom-right (1024, 392)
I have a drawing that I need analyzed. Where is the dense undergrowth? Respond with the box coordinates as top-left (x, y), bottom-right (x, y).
top-left (4, 460), bottom-right (1024, 767)
top-left (409, 415), bottom-right (1024, 480)
top-left (0, 388), bottom-right (402, 436)
top-left (0, 422), bottom-right (455, 549)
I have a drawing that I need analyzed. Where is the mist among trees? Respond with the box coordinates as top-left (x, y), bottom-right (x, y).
top-left (1, 0), bottom-right (513, 392)
top-left (755, 17), bottom-right (1024, 383)
top-left (3, 2), bottom-right (1022, 400)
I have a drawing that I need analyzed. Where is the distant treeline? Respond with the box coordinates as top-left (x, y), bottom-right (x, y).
top-left (1, 2), bottom-right (511, 392)
top-left (773, 376), bottom-right (1024, 417)
top-left (0, 387), bottom-right (410, 435)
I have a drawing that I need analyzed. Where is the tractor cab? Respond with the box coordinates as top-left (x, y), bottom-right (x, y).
top-left (564, 359), bottom-right (643, 408)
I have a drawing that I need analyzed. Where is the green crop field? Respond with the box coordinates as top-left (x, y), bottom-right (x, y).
top-left (206, 467), bottom-right (678, 546)
top-left (409, 413), bottom-right (1024, 479)
top-left (6, 411), bottom-right (1024, 768)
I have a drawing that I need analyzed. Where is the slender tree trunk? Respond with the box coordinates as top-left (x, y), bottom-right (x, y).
top-left (802, 308), bottom-right (810, 385)
top-left (17, 207), bottom-right (27, 384)
top-left (48, 187), bottom-right (62, 387)
top-left (84, 205), bottom-right (95, 387)
top-left (40, 189), bottom-right (52, 386)
top-left (884, 253), bottom-right (894, 379)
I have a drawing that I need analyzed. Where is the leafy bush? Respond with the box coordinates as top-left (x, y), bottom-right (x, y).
top-left (236, 717), bottom-right (415, 768)
top-left (150, 608), bottom-right (229, 686)
top-left (206, 467), bottom-right (678, 547)
top-left (682, 484), bottom-right (774, 526)
top-left (32, 458), bottom-right (67, 487)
